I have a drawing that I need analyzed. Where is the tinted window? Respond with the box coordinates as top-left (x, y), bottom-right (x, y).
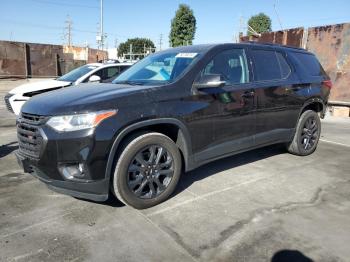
top-left (252, 49), bottom-right (281, 81)
top-left (101, 66), bottom-right (131, 83)
top-left (293, 52), bottom-right (326, 76)
top-left (96, 67), bottom-right (119, 80)
top-left (198, 49), bottom-right (250, 85)
top-left (276, 52), bottom-right (292, 78)
top-left (107, 67), bottom-right (119, 78)
top-left (58, 65), bottom-right (98, 82)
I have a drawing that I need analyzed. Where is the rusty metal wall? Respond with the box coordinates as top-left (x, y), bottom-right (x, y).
top-left (27, 43), bottom-right (61, 77)
top-left (240, 23), bottom-right (350, 103)
top-left (0, 40), bottom-right (107, 78)
top-left (0, 41), bottom-right (26, 77)
top-left (240, 28), bottom-right (304, 48)
top-left (306, 24), bottom-right (350, 102)
top-left (88, 49), bottom-right (108, 63)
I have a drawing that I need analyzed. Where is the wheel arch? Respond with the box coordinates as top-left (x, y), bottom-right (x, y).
top-left (300, 98), bottom-right (326, 118)
top-left (104, 118), bottom-right (193, 182)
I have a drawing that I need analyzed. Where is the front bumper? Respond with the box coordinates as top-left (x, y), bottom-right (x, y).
top-left (15, 114), bottom-right (120, 202)
top-left (15, 150), bottom-right (109, 201)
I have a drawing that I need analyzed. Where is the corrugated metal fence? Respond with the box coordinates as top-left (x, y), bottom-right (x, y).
top-left (0, 40), bottom-right (108, 78)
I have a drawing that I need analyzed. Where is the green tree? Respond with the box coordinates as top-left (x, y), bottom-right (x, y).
top-left (118, 38), bottom-right (155, 59)
top-left (247, 13), bottom-right (272, 36)
top-left (169, 4), bottom-right (196, 47)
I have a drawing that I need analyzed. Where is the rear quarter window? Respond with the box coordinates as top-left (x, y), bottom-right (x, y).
top-left (292, 52), bottom-right (326, 76)
top-left (251, 49), bottom-right (291, 81)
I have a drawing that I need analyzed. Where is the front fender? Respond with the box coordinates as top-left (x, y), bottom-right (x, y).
top-left (104, 118), bottom-right (193, 182)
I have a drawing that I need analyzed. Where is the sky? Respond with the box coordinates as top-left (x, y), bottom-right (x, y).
top-left (1, 0), bottom-right (350, 50)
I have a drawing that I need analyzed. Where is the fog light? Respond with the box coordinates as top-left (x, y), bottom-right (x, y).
top-left (78, 163), bottom-right (84, 173)
top-left (59, 163), bottom-right (87, 181)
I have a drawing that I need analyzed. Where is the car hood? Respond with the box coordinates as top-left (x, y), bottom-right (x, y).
top-left (9, 79), bottom-right (71, 94)
top-left (21, 83), bottom-right (152, 116)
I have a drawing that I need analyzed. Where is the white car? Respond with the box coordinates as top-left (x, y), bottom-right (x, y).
top-left (5, 62), bottom-right (133, 115)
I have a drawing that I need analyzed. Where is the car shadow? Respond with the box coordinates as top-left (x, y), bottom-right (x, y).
top-left (174, 144), bottom-right (286, 197)
top-left (82, 144), bottom-right (286, 208)
top-left (0, 141), bottom-right (18, 159)
top-left (75, 194), bottom-right (125, 208)
top-left (271, 249), bottom-right (314, 262)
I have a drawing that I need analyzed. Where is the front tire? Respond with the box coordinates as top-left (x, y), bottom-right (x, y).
top-left (287, 110), bottom-right (321, 156)
top-left (112, 132), bottom-right (182, 209)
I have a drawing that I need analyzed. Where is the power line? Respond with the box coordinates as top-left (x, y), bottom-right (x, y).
top-left (274, 0), bottom-right (284, 31)
top-left (31, 0), bottom-right (99, 9)
top-left (0, 18), bottom-right (96, 34)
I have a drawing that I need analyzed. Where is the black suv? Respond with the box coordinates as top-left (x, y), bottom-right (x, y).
top-left (16, 43), bottom-right (331, 209)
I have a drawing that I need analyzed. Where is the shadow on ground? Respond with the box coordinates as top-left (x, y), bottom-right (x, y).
top-left (175, 144), bottom-right (286, 196)
top-left (0, 141), bottom-right (18, 158)
top-left (73, 144), bottom-right (286, 208)
top-left (271, 249), bottom-right (314, 262)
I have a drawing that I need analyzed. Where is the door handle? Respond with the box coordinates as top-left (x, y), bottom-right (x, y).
top-left (241, 90), bottom-right (255, 98)
top-left (285, 86), bottom-right (301, 91)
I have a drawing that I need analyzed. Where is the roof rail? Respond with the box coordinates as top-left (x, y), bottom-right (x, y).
top-left (242, 41), bottom-right (306, 51)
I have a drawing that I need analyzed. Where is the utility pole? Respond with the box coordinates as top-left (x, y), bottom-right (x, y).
top-left (114, 38), bottom-right (118, 49)
top-left (100, 0), bottom-right (104, 49)
top-left (97, 0), bottom-right (104, 50)
top-left (129, 44), bottom-right (133, 60)
top-left (234, 15), bottom-right (244, 43)
top-left (64, 15), bottom-right (73, 47)
top-left (159, 34), bottom-right (163, 51)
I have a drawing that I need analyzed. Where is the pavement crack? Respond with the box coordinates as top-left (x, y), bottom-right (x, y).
top-left (136, 211), bottom-right (199, 262)
top-left (198, 179), bottom-right (350, 253)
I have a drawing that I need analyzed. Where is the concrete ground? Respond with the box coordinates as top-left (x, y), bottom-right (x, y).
top-left (0, 80), bottom-right (350, 262)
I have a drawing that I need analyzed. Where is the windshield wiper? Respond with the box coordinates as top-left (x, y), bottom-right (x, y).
top-left (114, 80), bottom-right (144, 86)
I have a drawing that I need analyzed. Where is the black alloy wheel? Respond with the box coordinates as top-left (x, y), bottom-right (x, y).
top-left (286, 110), bottom-right (321, 156)
top-left (112, 132), bottom-right (182, 209)
top-left (127, 145), bottom-right (174, 199)
top-left (300, 116), bottom-right (319, 151)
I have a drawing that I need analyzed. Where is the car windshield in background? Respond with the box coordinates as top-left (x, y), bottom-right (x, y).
top-left (57, 65), bottom-right (98, 82)
top-left (113, 52), bottom-right (201, 85)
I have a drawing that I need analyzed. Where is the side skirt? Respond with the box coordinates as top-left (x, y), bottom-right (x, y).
top-left (187, 128), bottom-right (295, 171)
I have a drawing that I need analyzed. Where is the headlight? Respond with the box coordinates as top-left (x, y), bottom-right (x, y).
top-left (47, 110), bottom-right (117, 132)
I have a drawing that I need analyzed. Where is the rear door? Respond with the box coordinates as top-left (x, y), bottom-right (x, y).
top-left (250, 48), bottom-right (301, 145)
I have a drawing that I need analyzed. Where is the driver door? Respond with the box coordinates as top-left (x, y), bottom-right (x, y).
top-left (193, 48), bottom-right (256, 162)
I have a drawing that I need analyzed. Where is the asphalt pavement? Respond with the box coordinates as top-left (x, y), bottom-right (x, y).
top-left (0, 79), bottom-right (350, 261)
top-left (0, 117), bottom-right (349, 262)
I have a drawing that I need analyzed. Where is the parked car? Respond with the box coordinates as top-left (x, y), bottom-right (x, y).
top-left (15, 43), bottom-right (331, 209)
top-left (5, 62), bottom-right (133, 115)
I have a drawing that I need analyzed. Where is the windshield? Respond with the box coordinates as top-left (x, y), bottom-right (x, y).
top-left (58, 65), bottom-right (99, 82)
top-left (113, 51), bottom-right (200, 85)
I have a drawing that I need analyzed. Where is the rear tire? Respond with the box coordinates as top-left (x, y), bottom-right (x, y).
top-left (112, 132), bottom-right (182, 209)
top-left (287, 110), bottom-right (321, 156)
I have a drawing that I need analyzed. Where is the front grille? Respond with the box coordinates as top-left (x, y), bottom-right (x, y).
top-left (4, 94), bottom-right (14, 113)
top-left (17, 113), bottom-right (47, 158)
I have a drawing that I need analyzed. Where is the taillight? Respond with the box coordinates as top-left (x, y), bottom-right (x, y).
top-left (322, 79), bottom-right (333, 89)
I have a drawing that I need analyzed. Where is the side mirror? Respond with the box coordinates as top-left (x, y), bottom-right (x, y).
top-left (193, 74), bottom-right (226, 89)
top-left (88, 75), bottom-right (101, 83)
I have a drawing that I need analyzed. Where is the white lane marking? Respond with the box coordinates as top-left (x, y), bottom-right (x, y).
top-left (12, 249), bottom-right (44, 261)
top-left (0, 207), bottom-right (81, 239)
top-left (320, 139), bottom-right (350, 148)
top-left (147, 175), bottom-right (274, 217)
